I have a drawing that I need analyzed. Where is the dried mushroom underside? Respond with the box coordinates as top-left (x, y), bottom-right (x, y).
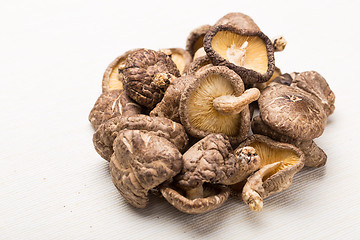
top-left (161, 134), bottom-right (235, 214)
top-left (204, 25), bottom-right (275, 84)
top-left (251, 115), bottom-right (327, 167)
top-left (93, 114), bottom-right (188, 161)
top-left (159, 48), bottom-right (192, 75)
top-left (110, 130), bottom-right (183, 208)
top-left (238, 135), bottom-right (305, 211)
top-left (102, 49), bottom-right (141, 92)
top-left (179, 66), bottom-right (256, 145)
top-left (123, 49), bottom-right (180, 109)
top-left (186, 25), bottom-right (212, 58)
top-left (259, 83), bottom-right (327, 141)
top-left (88, 90), bottom-right (142, 130)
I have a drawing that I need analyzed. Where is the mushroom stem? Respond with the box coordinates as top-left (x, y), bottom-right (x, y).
top-left (272, 36), bottom-right (287, 52)
top-left (213, 88), bottom-right (260, 115)
top-left (186, 185), bottom-right (204, 200)
top-left (226, 41), bottom-right (248, 66)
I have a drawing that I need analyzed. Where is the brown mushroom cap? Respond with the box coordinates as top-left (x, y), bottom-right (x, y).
top-left (102, 49), bottom-right (141, 92)
top-left (204, 25), bottom-right (275, 84)
top-left (93, 114), bottom-right (188, 161)
top-left (179, 66), bottom-right (251, 145)
top-left (291, 71), bottom-right (335, 116)
top-left (110, 130), bottom-right (183, 208)
top-left (159, 48), bottom-right (192, 75)
top-left (214, 12), bottom-right (260, 31)
top-left (251, 115), bottom-right (327, 167)
top-left (123, 49), bottom-right (181, 109)
top-left (186, 25), bottom-right (212, 58)
top-left (160, 184), bottom-right (230, 214)
top-left (185, 55), bottom-right (213, 76)
top-left (88, 90), bottom-right (142, 130)
top-left (259, 83), bottom-right (327, 141)
top-left (238, 134), bottom-right (305, 211)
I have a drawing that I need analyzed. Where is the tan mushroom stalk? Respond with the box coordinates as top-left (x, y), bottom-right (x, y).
top-left (161, 134), bottom-right (237, 214)
top-left (179, 66), bottom-right (250, 145)
top-left (110, 130), bottom-right (183, 208)
top-left (93, 114), bottom-right (188, 161)
top-left (238, 135), bottom-right (305, 212)
top-left (213, 88), bottom-right (260, 115)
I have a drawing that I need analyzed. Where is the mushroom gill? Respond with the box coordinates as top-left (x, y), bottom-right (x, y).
top-left (187, 73), bottom-right (241, 136)
top-left (211, 31), bottom-right (268, 74)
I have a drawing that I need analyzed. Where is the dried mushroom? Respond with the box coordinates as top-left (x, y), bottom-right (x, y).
top-left (238, 135), bottom-right (305, 211)
top-left (214, 12), bottom-right (260, 31)
top-left (252, 115), bottom-right (327, 167)
top-left (204, 25), bottom-right (275, 84)
top-left (291, 71), bottom-right (335, 116)
top-left (93, 115), bottom-right (188, 161)
top-left (272, 36), bottom-right (287, 52)
top-left (159, 48), bottom-right (192, 75)
top-left (259, 83), bottom-right (327, 141)
top-left (88, 90), bottom-right (142, 130)
top-left (150, 75), bottom-right (192, 122)
top-left (179, 66), bottom-right (252, 144)
top-left (162, 134), bottom-right (235, 214)
top-left (102, 49), bottom-right (141, 92)
top-left (122, 49), bottom-right (180, 109)
top-left (254, 66), bottom-right (282, 91)
top-left (185, 55), bottom-right (213, 76)
top-left (110, 130), bottom-right (183, 208)
top-left (186, 25), bottom-right (212, 58)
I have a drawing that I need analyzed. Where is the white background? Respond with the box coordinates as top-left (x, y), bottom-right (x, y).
top-left (1, 0), bottom-right (360, 239)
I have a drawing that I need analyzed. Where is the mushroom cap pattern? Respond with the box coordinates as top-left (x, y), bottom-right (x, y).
top-left (258, 83), bottom-right (327, 141)
top-left (110, 130), bottom-right (183, 208)
top-left (214, 12), bottom-right (260, 31)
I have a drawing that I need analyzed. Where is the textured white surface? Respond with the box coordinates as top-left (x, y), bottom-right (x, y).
top-left (1, 0), bottom-right (360, 239)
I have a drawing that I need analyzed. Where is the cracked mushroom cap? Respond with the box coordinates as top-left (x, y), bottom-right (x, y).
top-left (159, 48), bottom-right (192, 75)
top-left (237, 134), bottom-right (305, 211)
top-left (102, 49), bottom-right (141, 92)
top-left (186, 25), bottom-right (212, 58)
top-left (204, 25), bottom-right (275, 84)
top-left (123, 49), bottom-right (180, 109)
top-left (179, 66), bottom-right (251, 145)
top-left (93, 114), bottom-right (188, 161)
top-left (214, 12), bottom-right (260, 31)
top-left (88, 90), bottom-right (142, 130)
top-left (251, 115), bottom-right (327, 168)
top-left (259, 83), bottom-right (327, 141)
top-left (110, 130), bottom-right (183, 208)
top-left (291, 71), bottom-right (335, 116)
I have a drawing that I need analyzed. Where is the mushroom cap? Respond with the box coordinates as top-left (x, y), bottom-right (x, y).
top-left (204, 25), bottom-right (275, 84)
top-left (123, 49), bottom-right (180, 109)
top-left (251, 115), bottom-right (327, 168)
top-left (110, 130), bottom-right (183, 208)
top-left (159, 48), bottom-right (192, 75)
top-left (185, 25), bottom-right (212, 58)
top-left (259, 83), bottom-right (327, 141)
top-left (88, 90), bottom-right (142, 130)
top-left (185, 55), bottom-right (213, 76)
top-left (93, 114), bottom-right (188, 161)
top-left (102, 49), bottom-right (141, 92)
top-left (179, 66), bottom-right (250, 145)
top-left (291, 71), bottom-right (335, 116)
top-left (160, 184), bottom-right (230, 214)
top-left (214, 12), bottom-right (260, 31)
top-left (176, 134), bottom-right (238, 189)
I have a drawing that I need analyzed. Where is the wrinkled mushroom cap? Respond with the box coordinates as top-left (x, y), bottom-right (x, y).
top-left (159, 48), bottom-right (192, 75)
top-left (204, 25), bottom-right (275, 84)
top-left (123, 49), bottom-right (180, 109)
top-left (93, 114), bottom-right (188, 161)
top-left (160, 184), bottom-right (230, 214)
top-left (110, 130), bottom-right (183, 208)
top-left (214, 12), bottom-right (260, 31)
top-left (259, 83), bottom-right (327, 141)
top-left (186, 25), bottom-right (212, 58)
top-left (88, 90), bottom-right (142, 130)
top-left (176, 134), bottom-right (238, 189)
top-left (102, 49), bottom-right (141, 92)
top-left (179, 66), bottom-right (250, 145)
top-left (291, 71), bottom-right (335, 116)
